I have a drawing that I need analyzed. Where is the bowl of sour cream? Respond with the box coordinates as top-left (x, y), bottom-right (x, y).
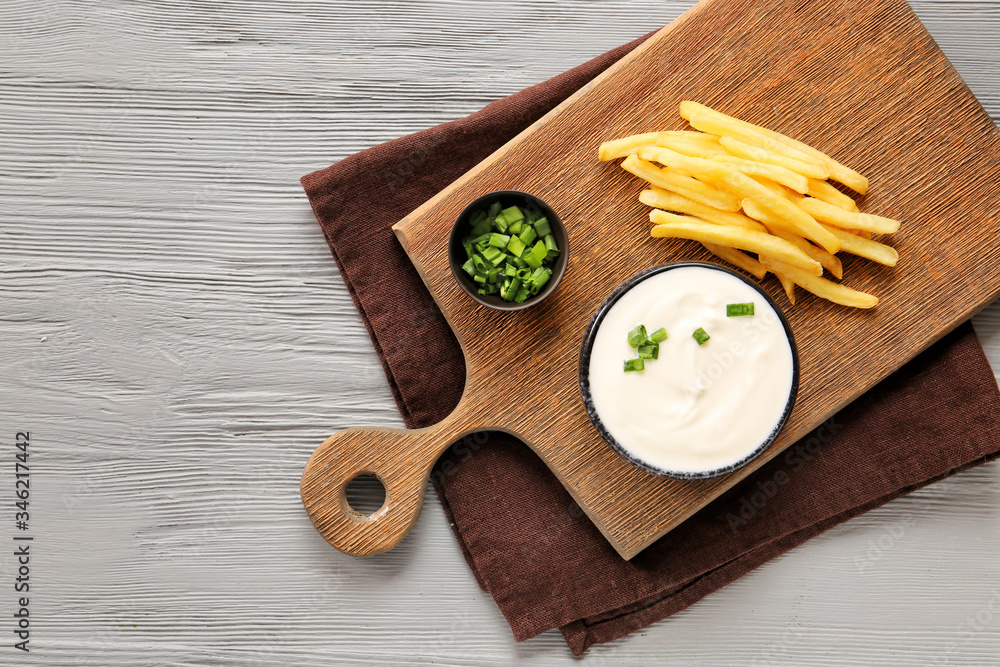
top-left (579, 262), bottom-right (799, 480)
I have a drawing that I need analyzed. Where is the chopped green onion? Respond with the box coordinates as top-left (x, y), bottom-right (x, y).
top-left (726, 302), bottom-right (755, 317)
top-left (501, 206), bottom-right (524, 225)
top-left (502, 277), bottom-right (522, 302)
top-left (485, 250), bottom-right (507, 267)
top-left (459, 200), bottom-right (560, 302)
top-left (488, 233), bottom-right (510, 249)
top-left (623, 324), bottom-right (670, 372)
top-left (627, 324), bottom-right (648, 349)
top-left (693, 327), bottom-right (710, 345)
top-left (530, 267), bottom-right (551, 293)
top-left (505, 235), bottom-right (526, 258)
top-left (470, 211), bottom-right (490, 235)
top-left (522, 240), bottom-right (547, 269)
top-left (543, 234), bottom-right (559, 260)
top-left (519, 226), bottom-right (537, 246)
top-left (623, 358), bottom-right (645, 373)
top-left (481, 246), bottom-right (503, 264)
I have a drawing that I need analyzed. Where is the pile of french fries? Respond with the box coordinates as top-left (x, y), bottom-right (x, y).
top-left (599, 101), bottom-right (900, 308)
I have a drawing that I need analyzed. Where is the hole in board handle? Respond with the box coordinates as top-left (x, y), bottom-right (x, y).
top-left (345, 473), bottom-right (387, 516)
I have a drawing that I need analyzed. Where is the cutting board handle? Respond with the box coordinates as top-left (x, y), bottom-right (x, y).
top-left (300, 419), bottom-right (468, 557)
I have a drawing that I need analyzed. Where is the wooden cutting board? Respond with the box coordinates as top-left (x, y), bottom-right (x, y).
top-left (301, 0), bottom-right (1000, 560)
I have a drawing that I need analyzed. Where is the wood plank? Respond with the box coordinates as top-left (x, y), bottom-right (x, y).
top-left (4, 0), bottom-right (1000, 662)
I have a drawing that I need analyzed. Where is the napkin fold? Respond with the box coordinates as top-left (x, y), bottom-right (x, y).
top-left (301, 32), bottom-right (1000, 655)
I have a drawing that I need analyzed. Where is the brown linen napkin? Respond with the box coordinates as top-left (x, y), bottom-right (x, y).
top-left (301, 32), bottom-right (1000, 655)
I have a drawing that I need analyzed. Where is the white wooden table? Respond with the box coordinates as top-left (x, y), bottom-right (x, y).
top-left (2, 1), bottom-right (999, 664)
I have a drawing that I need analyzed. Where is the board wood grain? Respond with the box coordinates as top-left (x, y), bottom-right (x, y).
top-left (301, 0), bottom-right (1000, 559)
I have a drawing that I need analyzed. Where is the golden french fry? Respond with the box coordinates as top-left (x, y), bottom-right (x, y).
top-left (640, 187), bottom-right (767, 232)
top-left (609, 103), bottom-right (895, 309)
top-left (749, 175), bottom-right (802, 201)
top-left (797, 197), bottom-right (900, 234)
top-left (682, 104), bottom-right (824, 165)
top-left (742, 198), bottom-right (896, 268)
top-left (636, 147), bottom-right (835, 252)
top-left (710, 154), bottom-right (809, 194)
top-left (817, 160), bottom-right (868, 195)
top-left (680, 100), bottom-right (868, 193)
top-left (659, 130), bottom-right (718, 140)
top-left (598, 132), bottom-right (660, 161)
top-left (655, 131), bottom-right (727, 158)
top-left (621, 154), bottom-right (742, 211)
top-left (757, 130), bottom-right (869, 194)
top-left (638, 144), bottom-right (719, 173)
top-left (707, 165), bottom-right (841, 254)
top-left (822, 225), bottom-right (899, 267)
top-left (682, 107), bottom-right (828, 177)
top-left (792, 238), bottom-right (843, 278)
top-left (719, 134), bottom-right (829, 180)
top-left (742, 199), bottom-right (843, 278)
top-left (759, 256), bottom-right (878, 308)
top-left (649, 210), bottom-right (822, 275)
top-left (640, 145), bottom-right (805, 212)
top-left (775, 272), bottom-right (797, 305)
top-left (701, 242), bottom-right (767, 280)
top-left (807, 178), bottom-right (858, 212)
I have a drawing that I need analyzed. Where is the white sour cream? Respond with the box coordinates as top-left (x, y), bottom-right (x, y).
top-left (587, 266), bottom-right (795, 476)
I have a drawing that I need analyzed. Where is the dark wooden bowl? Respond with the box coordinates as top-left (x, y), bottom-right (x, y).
top-left (448, 190), bottom-right (569, 311)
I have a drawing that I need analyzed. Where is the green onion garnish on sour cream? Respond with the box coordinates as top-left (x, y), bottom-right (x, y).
top-left (638, 344), bottom-right (658, 359)
top-left (726, 302), bottom-right (755, 317)
top-left (692, 327), bottom-right (711, 346)
top-left (627, 325), bottom-right (648, 349)
top-left (623, 358), bottom-right (645, 373)
top-left (624, 324), bottom-right (666, 371)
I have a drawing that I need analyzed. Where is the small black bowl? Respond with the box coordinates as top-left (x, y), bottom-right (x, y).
top-left (578, 262), bottom-right (800, 480)
top-left (448, 190), bottom-right (569, 311)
